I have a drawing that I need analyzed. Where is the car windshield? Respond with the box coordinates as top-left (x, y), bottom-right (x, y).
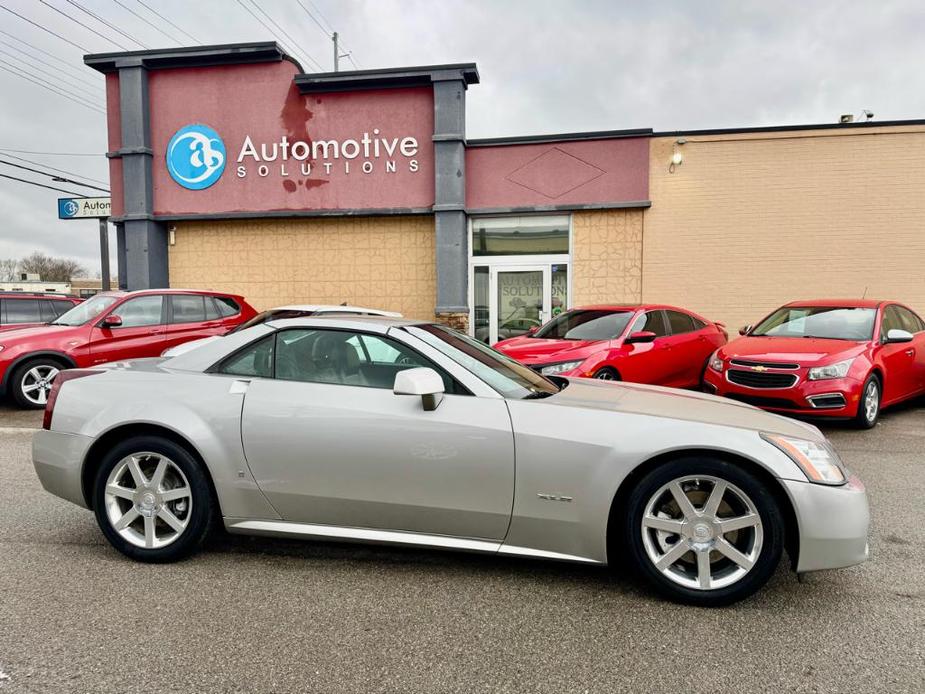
top-left (50, 294), bottom-right (120, 326)
top-left (751, 306), bottom-right (876, 340)
top-left (230, 309), bottom-right (311, 333)
top-left (407, 324), bottom-right (561, 399)
top-left (534, 309), bottom-right (634, 340)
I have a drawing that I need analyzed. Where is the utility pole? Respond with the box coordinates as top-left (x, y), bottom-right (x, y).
top-left (333, 31), bottom-right (338, 72)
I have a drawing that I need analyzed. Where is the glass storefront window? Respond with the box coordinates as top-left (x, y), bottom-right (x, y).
top-left (472, 216), bottom-right (569, 256)
top-left (473, 266), bottom-right (490, 343)
top-left (497, 270), bottom-right (543, 341)
top-left (551, 264), bottom-right (568, 320)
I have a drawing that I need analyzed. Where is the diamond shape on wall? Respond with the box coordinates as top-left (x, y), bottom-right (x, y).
top-left (505, 147), bottom-right (606, 199)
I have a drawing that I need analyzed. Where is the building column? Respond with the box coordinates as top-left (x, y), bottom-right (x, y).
top-left (432, 76), bottom-right (469, 331)
top-left (117, 62), bottom-right (168, 289)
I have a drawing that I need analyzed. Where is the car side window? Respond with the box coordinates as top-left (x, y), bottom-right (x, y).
top-left (880, 306), bottom-right (903, 338)
top-left (214, 297), bottom-right (240, 318)
top-left (894, 306), bottom-right (924, 334)
top-left (219, 335), bottom-right (275, 378)
top-left (630, 310), bottom-right (669, 337)
top-left (113, 295), bottom-right (164, 328)
top-left (204, 297), bottom-right (222, 321)
top-left (170, 295), bottom-right (207, 324)
top-left (5, 299), bottom-right (43, 324)
top-left (274, 328), bottom-right (465, 393)
top-left (665, 310), bottom-right (696, 335)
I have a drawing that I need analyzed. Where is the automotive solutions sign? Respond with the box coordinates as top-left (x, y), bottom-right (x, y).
top-left (57, 196), bottom-right (111, 219)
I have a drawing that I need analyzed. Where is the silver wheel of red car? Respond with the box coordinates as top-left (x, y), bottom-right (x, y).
top-left (854, 375), bottom-right (880, 429)
top-left (10, 358), bottom-right (63, 409)
top-left (594, 367), bottom-right (620, 381)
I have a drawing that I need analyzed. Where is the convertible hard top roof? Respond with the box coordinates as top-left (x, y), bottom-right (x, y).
top-left (265, 314), bottom-right (432, 332)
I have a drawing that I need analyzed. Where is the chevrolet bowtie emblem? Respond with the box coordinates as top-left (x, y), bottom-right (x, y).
top-left (752, 365), bottom-right (768, 372)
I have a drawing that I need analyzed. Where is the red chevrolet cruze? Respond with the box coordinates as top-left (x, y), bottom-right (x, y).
top-left (494, 304), bottom-right (727, 387)
top-left (703, 299), bottom-right (925, 428)
top-left (0, 289), bottom-right (256, 408)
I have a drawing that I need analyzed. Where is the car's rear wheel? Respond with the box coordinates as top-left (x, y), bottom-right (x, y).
top-left (594, 367), bottom-right (620, 381)
top-left (92, 436), bottom-right (214, 562)
top-left (9, 357), bottom-right (65, 409)
top-left (623, 457), bottom-right (783, 606)
top-left (854, 375), bottom-right (880, 429)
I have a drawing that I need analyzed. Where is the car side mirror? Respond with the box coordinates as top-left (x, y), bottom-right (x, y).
top-left (625, 330), bottom-right (657, 344)
top-left (393, 367), bottom-right (445, 411)
top-left (739, 324), bottom-right (753, 336)
top-left (100, 314), bottom-right (123, 328)
top-left (885, 328), bottom-right (914, 344)
top-left (526, 325), bottom-right (539, 336)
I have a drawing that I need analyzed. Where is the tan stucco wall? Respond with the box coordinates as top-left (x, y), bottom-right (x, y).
top-left (644, 125), bottom-right (925, 329)
top-left (168, 216), bottom-right (437, 320)
top-left (571, 208), bottom-right (644, 305)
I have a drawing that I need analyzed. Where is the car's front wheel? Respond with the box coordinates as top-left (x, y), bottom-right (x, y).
top-left (623, 457), bottom-right (784, 606)
top-left (854, 374), bottom-right (881, 429)
top-left (9, 357), bottom-right (65, 409)
top-left (594, 367), bottom-right (620, 381)
top-left (92, 436), bottom-right (215, 562)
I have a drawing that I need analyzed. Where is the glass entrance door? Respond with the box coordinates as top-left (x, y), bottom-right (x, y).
top-left (493, 266), bottom-right (546, 345)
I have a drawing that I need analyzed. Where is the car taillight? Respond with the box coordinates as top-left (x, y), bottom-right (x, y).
top-left (43, 369), bottom-right (101, 430)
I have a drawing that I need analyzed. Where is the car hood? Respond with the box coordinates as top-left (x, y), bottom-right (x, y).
top-left (0, 323), bottom-right (82, 342)
top-left (161, 335), bottom-right (221, 357)
top-left (718, 336), bottom-right (867, 366)
top-left (545, 377), bottom-right (823, 440)
top-left (495, 337), bottom-right (602, 363)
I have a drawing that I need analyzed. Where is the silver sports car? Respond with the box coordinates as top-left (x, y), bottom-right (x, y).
top-left (32, 316), bottom-right (869, 606)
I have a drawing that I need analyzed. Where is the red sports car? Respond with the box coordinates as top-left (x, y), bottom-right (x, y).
top-left (703, 299), bottom-right (925, 428)
top-left (0, 292), bottom-right (82, 332)
top-left (494, 304), bottom-right (728, 388)
top-left (0, 289), bottom-right (256, 408)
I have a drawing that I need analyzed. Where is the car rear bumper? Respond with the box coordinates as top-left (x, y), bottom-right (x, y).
top-left (32, 429), bottom-right (94, 509)
top-left (782, 475), bottom-right (870, 573)
top-left (703, 369), bottom-right (863, 418)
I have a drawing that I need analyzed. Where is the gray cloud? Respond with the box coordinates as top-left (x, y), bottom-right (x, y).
top-left (1, 0), bottom-right (923, 273)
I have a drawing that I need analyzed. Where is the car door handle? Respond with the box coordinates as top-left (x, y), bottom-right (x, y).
top-left (906, 349), bottom-right (915, 356)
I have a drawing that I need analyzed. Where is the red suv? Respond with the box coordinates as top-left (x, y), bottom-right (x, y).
top-left (0, 292), bottom-right (82, 332)
top-left (0, 289), bottom-right (256, 408)
top-left (703, 299), bottom-right (925, 428)
top-left (495, 304), bottom-right (728, 388)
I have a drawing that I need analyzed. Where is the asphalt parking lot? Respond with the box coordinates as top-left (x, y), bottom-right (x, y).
top-left (0, 402), bottom-right (923, 693)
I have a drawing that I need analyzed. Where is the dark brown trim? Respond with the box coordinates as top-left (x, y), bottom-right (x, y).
top-left (466, 201), bottom-right (651, 215)
top-left (85, 42), bottom-right (289, 74)
top-left (467, 128), bottom-right (652, 147)
top-left (294, 63), bottom-right (479, 94)
top-left (129, 207), bottom-right (436, 224)
top-left (653, 118), bottom-right (925, 138)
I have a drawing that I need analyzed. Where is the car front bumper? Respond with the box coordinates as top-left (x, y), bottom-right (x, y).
top-left (703, 368), bottom-right (864, 418)
top-left (32, 429), bottom-right (94, 509)
top-left (782, 474), bottom-right (869, 573)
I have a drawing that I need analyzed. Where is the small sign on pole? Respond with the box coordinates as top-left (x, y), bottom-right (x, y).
top-left (57, 197), bottom-right (113, 291)
top-left (57, 197), bottom-right (111, 220)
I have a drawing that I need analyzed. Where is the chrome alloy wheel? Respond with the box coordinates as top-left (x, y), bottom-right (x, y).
top-left (20, 365), bottom-right (59, 406)
top-left (864, 380), bottom-right (879, 424)
top-left (104, 452), bottom-right (193, 549)
top-left (595, 370), bottom-right (616, 381)
top-left (641, 475), bottom-right (763, 591)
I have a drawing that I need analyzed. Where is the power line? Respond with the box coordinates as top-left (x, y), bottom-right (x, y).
top-left (36, 0), bottom-right (132, 51)
top-left (0, 157), bottom-right (109, 193)
top-left (134, 0), bottom-right (201, 45)
top-left (0, 53), bottom-right (104, 107)
top-left (0, 2), bottom-right (90, 52)
top-left (0, 61), bottom-right (106, 115)
top-left (295, 0), bottom-right (360, 70)
top-left (0, 147), bottom-right (103, 157)
top-left (0, 171), bottom-right (91, 197)
top-left (109, 0), bottom-right (179, 46)
top-left (64, 0), bottom-right (148, 49)
top-left (235, 0), bottom-right (322, 72)
top-left (0, 40), bottom-right (103, 93)
top-left (251, 0), bottom-right (324, 71)
top-left (0, 28), bottom-right (98, 85)
top-left (0, 151), bottom-right (108, 186)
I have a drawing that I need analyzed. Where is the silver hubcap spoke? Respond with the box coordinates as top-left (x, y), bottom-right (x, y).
top-left (641, 475), bottom-right (764, 591)
top-left (20, 365), bottom-right (59, 405)
top-left (103, 452), bottom-right (192, 550)
top-left (865, 383), bottom-right (878, 422)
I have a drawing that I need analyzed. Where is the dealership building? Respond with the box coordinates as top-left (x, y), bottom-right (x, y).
top-left (86, 42), bottom-right (925, 341)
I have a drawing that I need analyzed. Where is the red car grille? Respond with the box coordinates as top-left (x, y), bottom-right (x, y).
top-left (729, 358), bottom-right (800, 370)
top-left (727, 369), bottom-right (798, 389)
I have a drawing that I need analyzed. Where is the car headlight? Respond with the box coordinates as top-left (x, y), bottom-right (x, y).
top-left (708, 350), bottom-right (724, 372)
top-left (761, 433), bottom-right (846, 485)
top-left (807, 358), bottom-right (854, 381)
top-left (540, 360), bottom-right (583, 376)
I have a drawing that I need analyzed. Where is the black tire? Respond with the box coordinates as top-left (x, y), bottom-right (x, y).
top-left (853, 374), bottom-right (881, 429)
top-left (9, 356), bottom-right (67, 409)
top-left (594, 367), bottom-right (621, 381)
top-left (622, 457), bottom-right (784, 606)
top-left (92, 435), bottom-right (215, 563)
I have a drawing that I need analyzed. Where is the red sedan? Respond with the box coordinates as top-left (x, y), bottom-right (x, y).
top-left (703, 299), bottom-right (925, 428)
top-left (0, 289), bottom-right (256, 408)
top-left (494, 304), bottom-right (727, 388)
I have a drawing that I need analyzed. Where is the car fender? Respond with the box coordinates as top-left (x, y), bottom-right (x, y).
top-left (503, 402), bottom-right (811, 565)
top-left (50, 369), bottom-right (280, 520)
top-left (0, 350), bottom-right (77, 393)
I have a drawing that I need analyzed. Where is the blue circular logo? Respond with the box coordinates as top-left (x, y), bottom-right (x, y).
top-left (61, 200), bottom-right (80, 217)
top-left (166, 124), bottom-right (226, 190)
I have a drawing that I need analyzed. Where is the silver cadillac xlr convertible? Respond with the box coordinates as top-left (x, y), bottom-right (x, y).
top-left (32, 316), bottom-right (869, 606)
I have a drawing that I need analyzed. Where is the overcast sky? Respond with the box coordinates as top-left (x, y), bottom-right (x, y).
top-left (1, 0), bottom-right (923, 275)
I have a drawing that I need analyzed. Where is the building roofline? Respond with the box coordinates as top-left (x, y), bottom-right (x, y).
top-left (467, 128), bottom-right (653, 147)
top-left (653, 118), bottom-right (925, 138)
top-left (294, 63), bottom-right (479, 93)
top-left (84, 41), bottom-right (291, 73)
